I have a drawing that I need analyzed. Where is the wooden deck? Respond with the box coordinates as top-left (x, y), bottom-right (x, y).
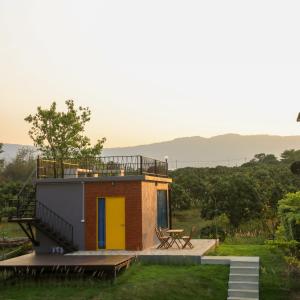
top-left (68, 239), bottom-right (218, 264)
top-left (0, 253), bottom-right (135, 278)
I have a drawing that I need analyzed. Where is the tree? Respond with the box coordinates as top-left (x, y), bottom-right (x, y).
top-left (281, 149), bottom-right (300, 164)
top-left (242, 153), bottom-right (278, 166)
top-left (277, 192), bottom-right (300, 241)
top-left (0, 143), bottom-right (4, 174)
top-left (171, 183), bottom-right (193, 210)
top-left (201, 174), bottom-right (263, 228)
top-left (25, 100), bottom-right (106, 161)
top-left (2, 147), bottom-right (36, 181)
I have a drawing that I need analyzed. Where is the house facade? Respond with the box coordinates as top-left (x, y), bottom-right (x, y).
top-left (11, 156), bottom-right (172, 254)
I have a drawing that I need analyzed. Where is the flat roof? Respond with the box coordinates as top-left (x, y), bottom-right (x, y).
top-left (35, 174), bottom-right (172, 185)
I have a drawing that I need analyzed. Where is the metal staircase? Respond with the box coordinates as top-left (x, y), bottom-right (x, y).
top-left (9, 185), bottom-right (77, 253)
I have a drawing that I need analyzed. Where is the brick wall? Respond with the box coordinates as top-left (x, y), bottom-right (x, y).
top-left (84, 181), bottom-right (142, 250)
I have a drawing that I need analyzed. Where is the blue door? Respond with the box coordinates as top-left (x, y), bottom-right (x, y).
top-left (98, 198), bottom-right (106, 248)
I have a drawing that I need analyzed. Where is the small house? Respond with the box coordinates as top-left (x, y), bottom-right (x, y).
top-left (11, 156), bottom-right (172, 253)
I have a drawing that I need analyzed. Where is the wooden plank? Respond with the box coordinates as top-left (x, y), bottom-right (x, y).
top-left (0, 253), bottom-right (134, 269)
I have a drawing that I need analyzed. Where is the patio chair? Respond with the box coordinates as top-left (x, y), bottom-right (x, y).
top-left (182, 226), bottom-right (196, 249)
top-left (155, 227), bottom-right (171, 249)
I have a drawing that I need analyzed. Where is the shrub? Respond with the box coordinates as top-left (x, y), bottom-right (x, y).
top-left (277, 192), bottom-right (300, 241)
top-left (1, 207), bottom-right (16, 218)
top-left (200, 225), bottom-right (226, 242)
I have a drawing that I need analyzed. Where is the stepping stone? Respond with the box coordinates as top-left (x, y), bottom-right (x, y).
top-left (227, 297), bottom-right (258, 300)
top-left (228, 289), bottom-right (259, 298)
top-left (230, 266), bottom-right (259, 275)
top-left (229, 281), bottom-right (259, 290)
top-left (229, 274), bottom-right (259, 282)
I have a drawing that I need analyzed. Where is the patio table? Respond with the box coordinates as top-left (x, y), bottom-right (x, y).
top-left (166, 229), bottom-right (184, 249)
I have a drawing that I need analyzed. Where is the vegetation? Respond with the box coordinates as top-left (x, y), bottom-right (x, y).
top-left (24, 100), bottom-right (106, 160)
top-left (170, 150), bottom-right (300, 235)
top-left (0, 264), bottom-right (229, 300)
top-left (277, 192), bottom-right (300, 242)
top-left (209, 244), bottom-right (300, 300)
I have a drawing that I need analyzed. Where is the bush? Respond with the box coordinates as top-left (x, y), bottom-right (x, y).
top-left (1, 207), bottom-right (16, 218)
top-left (277, 192), bottom-right (300, 241)
top-left (200, 225), bottom-right (226, 242)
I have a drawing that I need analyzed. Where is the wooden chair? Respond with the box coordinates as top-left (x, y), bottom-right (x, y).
top-left (155, 227), bottom-right (171, 249)
top-left (182, 226), bottom-right (196, 249)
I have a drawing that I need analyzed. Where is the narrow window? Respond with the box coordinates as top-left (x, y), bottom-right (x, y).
top-left (157, 190), bottom-right (168, 228)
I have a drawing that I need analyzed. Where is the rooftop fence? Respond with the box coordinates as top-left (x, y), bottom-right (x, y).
top-left (37, 156), bottom-right (168, 179)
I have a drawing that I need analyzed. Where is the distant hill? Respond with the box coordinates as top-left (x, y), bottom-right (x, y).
top-left (2, 134), bottom-right (300, 168)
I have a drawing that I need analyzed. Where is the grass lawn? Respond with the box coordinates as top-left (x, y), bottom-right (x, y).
top-left (208, 244), bottom-right (300, 300)
top-left (0, 221), bottom-right (25, 239)
top-left (0, 263), bottom-right (229, 300)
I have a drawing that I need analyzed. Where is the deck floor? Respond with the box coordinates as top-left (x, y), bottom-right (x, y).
top-left (68, 239), bottom-right (218, 264)
top-left (0, 253), bottom-right (134, 277)
top-left (0, 253), bottom-right (133, 268)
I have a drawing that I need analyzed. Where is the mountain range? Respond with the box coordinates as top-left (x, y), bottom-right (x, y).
top-left (2, 134), bottom-right (300, 168)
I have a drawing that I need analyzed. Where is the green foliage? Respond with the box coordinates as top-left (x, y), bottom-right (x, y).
top-left (170, 182), bottom-right (193, 210)
top-left (242, 153), bottom-right (279, 166)
top-left (209, 244), bottom-right (300, 300)
top-left (0, 143), bottom-right (4, 174)
top-left (25, 100), bottom-right (106, 160)
top-left (2, 147), bottom-right (35, 181)
top-left (0, 207), bottom-right (16, 219)
top-left (203, 174), bottom-right (262, 227)
top-left (171, 151), bottom-right (300, 229)
top-left (277, 192), bottom-right (300, 241)
top-left (280, 149), bottom-right (300, 164)
top-left (0, 264), bottom-right (229, 300)
top-left (200, 225), bottom-right (226, 241)
top-left (265, 239), bottom-right (300, 257)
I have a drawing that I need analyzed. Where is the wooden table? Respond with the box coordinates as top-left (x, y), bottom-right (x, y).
top-left (166, 229), bottom-right (184, 249)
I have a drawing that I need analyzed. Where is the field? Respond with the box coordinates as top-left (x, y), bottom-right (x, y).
top-left (0, 212), bottom-right (299, 299)
top-left (0, 220), bottom-right (25, 239)
top-left (0, 264), bottom-right (229, 300)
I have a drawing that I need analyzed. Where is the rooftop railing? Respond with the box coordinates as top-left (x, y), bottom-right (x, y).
top-left (36, 155), bottom-right (168, 179)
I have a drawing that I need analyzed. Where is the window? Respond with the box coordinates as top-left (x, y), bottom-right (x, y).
top-left (157, 190), bottom-right (168, 228)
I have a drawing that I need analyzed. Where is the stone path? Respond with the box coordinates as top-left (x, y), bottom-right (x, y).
top-left (202, 256), bottom-right (260, 300)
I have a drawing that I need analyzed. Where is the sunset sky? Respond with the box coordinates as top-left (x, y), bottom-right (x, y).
top-left (0, 0), bottom-right (300, 148)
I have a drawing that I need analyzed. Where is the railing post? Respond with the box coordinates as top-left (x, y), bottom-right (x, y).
top-left (140, 156), bottom-right (143, 175)
top-left (154, 160), bottom-right (157, 175)
top-left (37, 156), bottom-right (40, 179)
top-left (165, 158), bottom-right (168, 176)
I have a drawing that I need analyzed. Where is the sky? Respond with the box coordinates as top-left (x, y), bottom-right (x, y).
top-left (0, 0), bottom-right (300, 148)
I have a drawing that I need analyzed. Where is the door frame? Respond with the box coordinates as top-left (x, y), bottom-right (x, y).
top-left (96, 196), bottom-right (126, 250)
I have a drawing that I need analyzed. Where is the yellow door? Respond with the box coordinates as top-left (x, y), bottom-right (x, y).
top-left (105, 197), bottom-right (125, 249)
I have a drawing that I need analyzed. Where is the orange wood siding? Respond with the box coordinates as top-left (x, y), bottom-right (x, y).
top-left (141, 182), bottom-right (169, 249)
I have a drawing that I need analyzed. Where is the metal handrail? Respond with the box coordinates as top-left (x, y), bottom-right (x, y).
top-left (37, 155), bottom-right (168, 179)
top-left (35, 201), bottom-right (74, 244)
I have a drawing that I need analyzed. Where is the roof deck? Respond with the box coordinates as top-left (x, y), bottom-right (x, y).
top-left (37, 155), bottom-right (168, 179)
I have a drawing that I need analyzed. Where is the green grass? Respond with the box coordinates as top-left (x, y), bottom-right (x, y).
top-left (0, 221), bottom-right (25, 238)
top-left (208, 244), bottom-right (300, 300)
top-left (1, 210), bottom-right (299, 299)
top-left (0, 263), bottom-right (229, 300)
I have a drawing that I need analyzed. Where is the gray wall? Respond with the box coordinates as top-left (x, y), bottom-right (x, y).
top-left (35, 182), bottom-right (85, 253)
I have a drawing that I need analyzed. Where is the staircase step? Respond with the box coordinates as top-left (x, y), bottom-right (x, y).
top-left (228, 289), bottom-right (259, 298)
top-left (229, 274), bottom-right (259, 282)
top-left (229, 281), bottom-right (259, 290)
top-left (230, 267), bottom-right (259, 275)
top-left (231, 261), bottom-right (259, 268)
top-left (201, 256), bottom-right (231, 265)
